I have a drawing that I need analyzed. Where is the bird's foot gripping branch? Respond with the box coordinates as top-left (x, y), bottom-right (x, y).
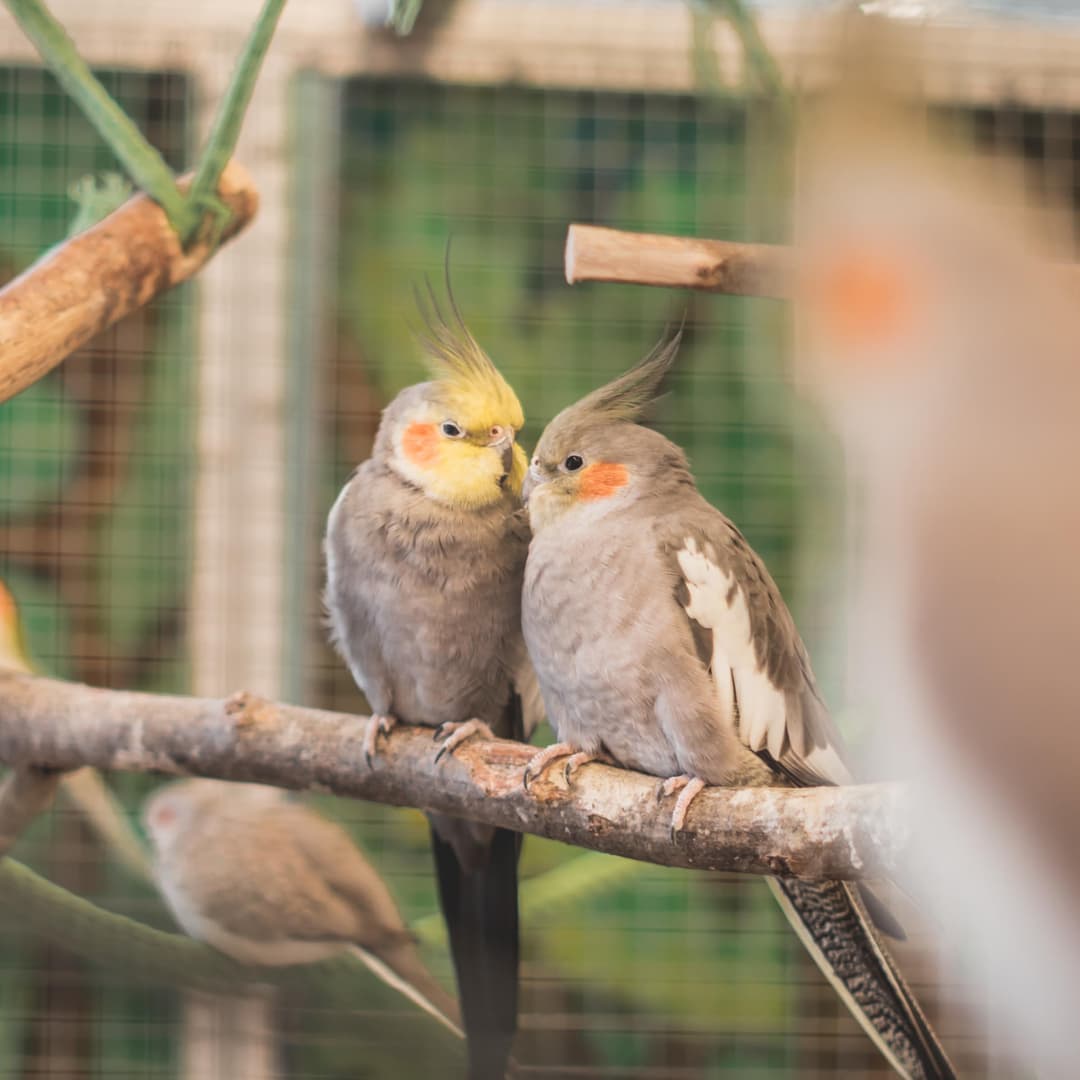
top-left (0, 669), bottom-right (907, 881)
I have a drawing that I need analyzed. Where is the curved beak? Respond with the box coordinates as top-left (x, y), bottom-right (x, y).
top-left (487, 429), bottom-right (515, 476)
top-left (521, 464), bottom-right (544, 505)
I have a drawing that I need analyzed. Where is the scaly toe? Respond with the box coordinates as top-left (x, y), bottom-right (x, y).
top-left (562, 750), bottom-right (615, 786)
top-left (669, 776), bottom-right (707, 841)
top-left (657, 775), bottom-right (691, 803)
top-left (432, 719), bottom-right (495, 764)
top-left (522, 742), bottom-right (579, 791)
top-left (363, 714), bottom-right (397, 768)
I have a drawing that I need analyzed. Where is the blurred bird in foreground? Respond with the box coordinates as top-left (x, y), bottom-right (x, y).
top-left (519, 337), bottom-right (955, 1079)
top-left (324, 276), bottom-right (541, 1079)
top-left (0, 579), bottom-right (150, 881)
top-left (794, 20), bottom-right (1080, 1073)
top-left (143, 779), bottom-right (462, 1038)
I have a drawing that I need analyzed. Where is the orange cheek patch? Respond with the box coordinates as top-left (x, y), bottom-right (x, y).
top-left (402, 422), bottom-right (440, 467)
top-left (813, 249), bottom-right (916, 352)
top-left (578, 463), bottom-right (629, 500)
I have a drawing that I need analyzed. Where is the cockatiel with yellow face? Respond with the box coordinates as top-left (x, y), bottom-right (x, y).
top-left (519, 338), bottom-right (955, 1079)
top-left (324, 283), bottom-right (540, 1080)
top-left (0, 579), bottom-right (150, 881)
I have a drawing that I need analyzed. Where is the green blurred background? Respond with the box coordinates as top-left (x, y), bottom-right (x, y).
top-left (1, 9), bottom-right (1069, 1075)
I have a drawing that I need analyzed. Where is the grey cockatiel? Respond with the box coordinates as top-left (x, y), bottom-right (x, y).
top-left (143, 779), bottom-right (462, 1037)
top-left (323, 283), bottom-right (540, 1080)
top-left (519, 335), bottom-right (955, 1080)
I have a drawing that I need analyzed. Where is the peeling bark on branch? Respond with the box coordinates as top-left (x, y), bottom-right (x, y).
top-left (0, 160), bottom-right (259, 404)
top-left (0, 671), bottom-right (907, 880)
top-left (565, 224), bottom-right (794, 298)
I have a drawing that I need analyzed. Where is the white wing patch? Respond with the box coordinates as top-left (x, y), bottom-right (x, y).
top-left (677, 538), bottom-right (789, 758)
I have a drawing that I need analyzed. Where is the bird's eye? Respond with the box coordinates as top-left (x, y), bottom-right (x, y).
top-left (563, 454), bottom-right (584, 472)
top-left (441, 420), bottom-right (464, 438)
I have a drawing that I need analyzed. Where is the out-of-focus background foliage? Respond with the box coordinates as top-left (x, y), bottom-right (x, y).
top-left (1, 1), bottom-right (1078, 1076)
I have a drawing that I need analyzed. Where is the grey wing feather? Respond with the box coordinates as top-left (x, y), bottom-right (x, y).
top-left (323, 469), bottom-right (395, 714)
top-left (660, 502), bottom-right (851, 787)
top-left (174, 816), bottom-right (364, 944)
top-left (274, 804), bottom-right (416, 949)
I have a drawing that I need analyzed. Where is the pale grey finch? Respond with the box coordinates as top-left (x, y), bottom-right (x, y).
top-left (519, 335), bottom-right (955, 1080)
top-left (142, 779), bottom-right (462, 1037)
top-left (323, 281), bottom-right (540, 1080)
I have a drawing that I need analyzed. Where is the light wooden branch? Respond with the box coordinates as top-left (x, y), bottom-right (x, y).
top-left (0, 160), bottom-right (259, 404)
top-left (565, 223), bottom-right (793, 298)
top-left (0, 670), bottom-right (907, 880)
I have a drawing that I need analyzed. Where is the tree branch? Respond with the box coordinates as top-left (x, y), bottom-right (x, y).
top-left (0, 161), bottom-right (259, 404)
top-left (565, 224), bottom-right (793, 298)
top-left (0, 671), bottom-right (906, 880)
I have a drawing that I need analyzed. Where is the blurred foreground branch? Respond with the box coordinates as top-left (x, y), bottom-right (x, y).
top-left (0, 670), bottom-right (906, 880)
top-left (0, 160), bottom-right (258, 404)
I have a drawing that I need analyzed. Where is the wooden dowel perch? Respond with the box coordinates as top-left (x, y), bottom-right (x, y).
top-left (565, 223), bottom-right (794, 298)
top-left (0, 670), bottom-right (908, 881)
top-left (566, 222), bottom-right (1080, 299)
top-left (0, 160), bottom-right (259, 404)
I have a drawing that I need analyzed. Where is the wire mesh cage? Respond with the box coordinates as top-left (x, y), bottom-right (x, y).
top-left (0, 1), bottom-right (1077, 1077)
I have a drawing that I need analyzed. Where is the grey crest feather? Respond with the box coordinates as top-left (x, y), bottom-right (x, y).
top-left (560, 325), bottom-right (683, 428)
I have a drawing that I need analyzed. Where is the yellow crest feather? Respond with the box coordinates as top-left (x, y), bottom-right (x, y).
top-left (412, 276), bottom-right (524, 432)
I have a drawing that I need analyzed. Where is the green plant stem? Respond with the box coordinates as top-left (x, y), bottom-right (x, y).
top-left (3, 0), bottom-right (194, 236)
top-left (184, 0), bottom-right (289, 245)
top-left (697, 0), bottom-right (793, 122)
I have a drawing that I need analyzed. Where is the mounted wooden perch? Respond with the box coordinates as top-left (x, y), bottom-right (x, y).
top-left (0, 160), bottom-right (259, 405)
top-left (565, 223), bottom-right (793, 298)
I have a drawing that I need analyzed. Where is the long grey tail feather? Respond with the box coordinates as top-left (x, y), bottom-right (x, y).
top-left (768, 877), bottom-right (957, 1080)
top-left (347, 941), bottom-right (464, 1039)
top-left (431, 824), bottom-right (519, 1080)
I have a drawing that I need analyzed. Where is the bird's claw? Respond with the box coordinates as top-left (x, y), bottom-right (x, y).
top-left (561, 750), bottom-right (615, 786)
top-left (656, 775), bottom-right (707, 842)
top-left (432, 719), bottom-right (495, 764)
top-left (363, 714), bottom-right (397, 769)
top-left (521, 743), bottom-right (584, 791)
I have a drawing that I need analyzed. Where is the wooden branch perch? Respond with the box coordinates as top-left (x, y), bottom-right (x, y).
top-left (566, 223), bottom-right (1080, 300)
top-left (0, 670), bottom-right (907, 880)
top-left (0, 160), bottom-right (259, 404)
top-left (565, 224), bottom-right (793, 298)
